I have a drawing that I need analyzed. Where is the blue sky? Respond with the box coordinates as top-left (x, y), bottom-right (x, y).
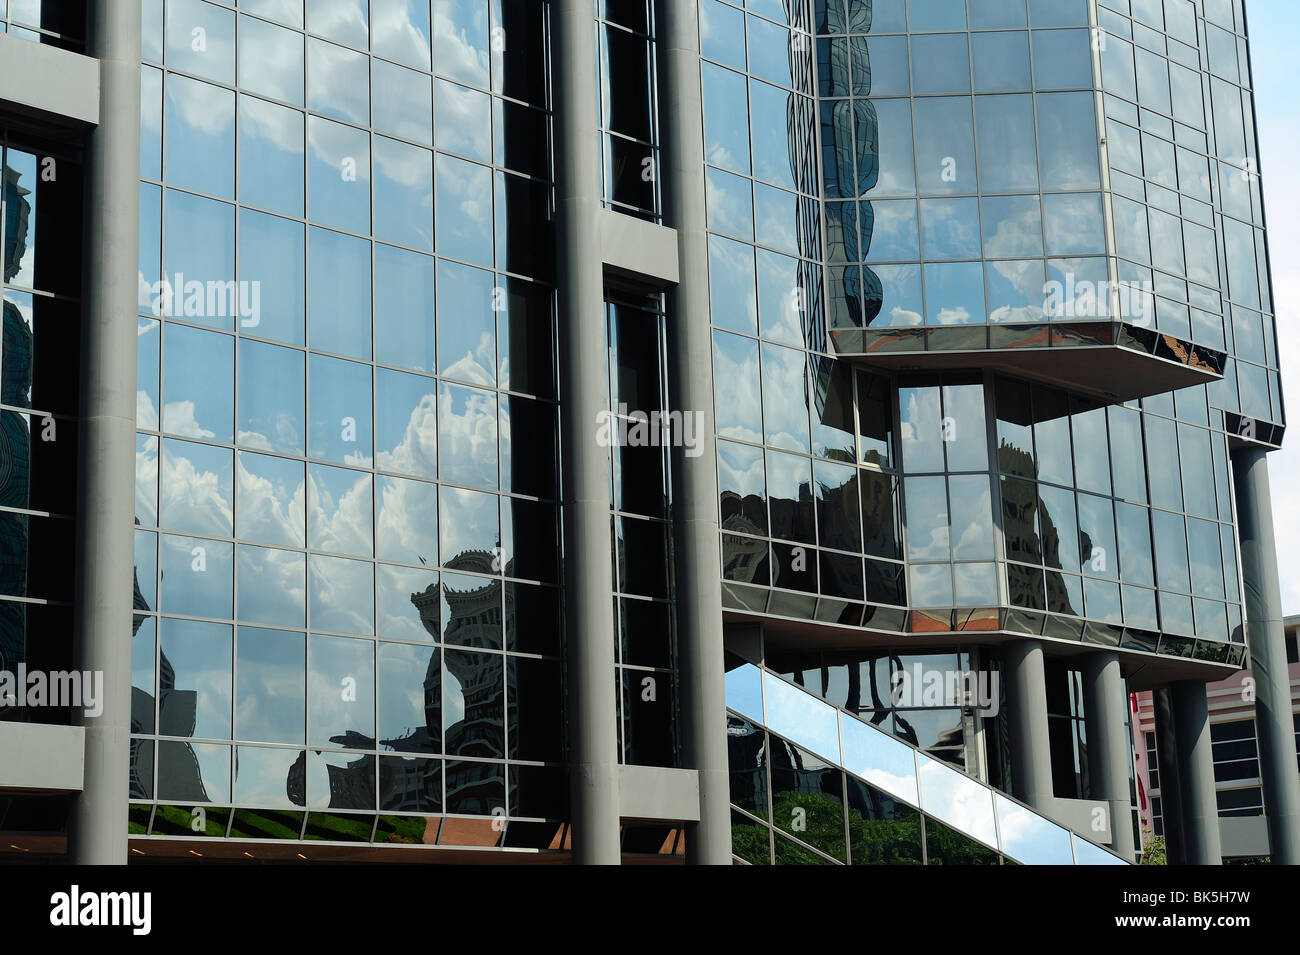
top-left (1243, 2), bottom-right (1300, 613)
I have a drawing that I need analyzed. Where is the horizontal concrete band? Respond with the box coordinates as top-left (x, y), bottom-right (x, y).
top-left (600, 209), bottom-right (680, 289)
top-left (0, 723), bottom-right (85, 791)
top-left (1219, 816), bottom-right (1270, 858)
top-left (618, 765), bottom-right (701, 822)
top-left (0, 33), bottom-right (99, 126)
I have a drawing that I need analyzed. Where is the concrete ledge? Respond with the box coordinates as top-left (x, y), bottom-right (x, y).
top-left (0, 33), bottom-right (99, 126)
top-left (619, 765), bottom-right (700, 822)
top-left (600, 209), bottom-right (679, 289)
top-left (1220, 815), bottom-right (1270, 858)
top-left (0, 723), bottom-right (85, 791)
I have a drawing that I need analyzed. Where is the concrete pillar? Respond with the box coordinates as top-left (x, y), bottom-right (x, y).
top-left (1172, 680), bottom-right (1223, 864)
top-left (657, 0), bottom-right (730, 865)
top-left (1151, 686), bottom-right (1187, 865)
top-left (1003, 640), bottom-right (1054, 812)
top-left (1082, 652), bottom-right (1137, 861)
top-left (1231, 446), bottom-right (1300, 864)
top-left (69, 0), bottom-right (141, 865)
top-left (552, 0), bottom-right (621, 865)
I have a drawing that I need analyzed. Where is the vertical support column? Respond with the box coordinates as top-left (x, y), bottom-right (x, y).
top-left (1082, 652), bottom-right (1137, 861)
top-left (1003, 640), bottom-right (1054, 812)
top-left (553, 0), bottom-right (621, 865)
top-left (657, 0), bottom-right (730, 865)
top-left (1171, 680), bottom-right (1223, 864)
top-left (69, 0), bottom-right (141, 865)
top-left (1231, 446), bottom-right (1300, 864)
top-left (1151, 686), bottom-right (1187, 865)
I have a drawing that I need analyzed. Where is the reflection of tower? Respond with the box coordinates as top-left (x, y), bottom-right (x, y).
top-left (153, 648), bottom-right (210, 802)
top-left (377, 751), bottom-right (440, 812)
top-left (128, 549), bottom-right (154, 801)
top-left (440, 551), bottom-right (505, 813)
top-left (408, 581), bottom-right (440, 641)
top-left (441, 566), bottom-right (501, 753)
top-left (441, 550), bottom-right (503, 651)
top-left (785, 5), bottom-right (831, 416)
top-left (129, 556), bottom-right (153, 793)
top-left (894, 713), bottom-right (965, 770)
top-left (720, 492), bottom-right (767, 584)
top-left (821, 3), bottom-right (884, 328)
top-left (999, 440), bottom-right (1079, 615)
top-left (286, 751), bottom-right (306, 806)
top-left (376, 593), bottom-right (446, 813)
top-left (132, 516), bottom-right (151, 627)
top-left (0, 162), bottom-right (34, 676)
top-left (379, 644), bottom-right (441, 755)
top-left (3, 162), bottom-right (31, 284)
top-left (324, 752), bottom-right (375, 809)
top-left (726, 713), bottom-right (766, 810)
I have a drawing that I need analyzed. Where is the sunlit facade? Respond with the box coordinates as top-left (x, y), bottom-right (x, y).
top-left (0, 0), bottom-right (1296, 866)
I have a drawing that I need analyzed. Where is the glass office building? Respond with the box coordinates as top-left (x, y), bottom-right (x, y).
top-left (0, 0), bottom-right (1296, 865)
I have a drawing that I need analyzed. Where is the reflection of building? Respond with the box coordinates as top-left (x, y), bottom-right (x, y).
top-left (4, 0), bottom-right (1296, 873)
top-left (150, 649), bottom-right (208, 804)
top-left (1134, 617), bottom-right (1300, 861)
top-left (0, 164), bottom-right (33, 679)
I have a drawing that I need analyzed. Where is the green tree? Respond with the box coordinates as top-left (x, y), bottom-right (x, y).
top-left (1139, 832), bottom-right (1166, 865)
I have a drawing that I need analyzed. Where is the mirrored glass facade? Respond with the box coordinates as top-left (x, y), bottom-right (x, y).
top-left (0, 0), bottom-right (1293, 867)
top-left (725, 655), bottom-right (1125, 864)
top-left (712, 0), bottom-right (1269, 666)
top-left (131, 0), bottom-right (564, 847)
top-left (0, 0), bottom-right (85, 50)
top-left (0, 131), bottom-right (83, 724)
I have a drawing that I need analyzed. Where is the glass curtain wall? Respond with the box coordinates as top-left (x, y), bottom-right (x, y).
top-left (130, 0), bottom-right (565, 847)
top-left (0, 131), bottom-right (84, 725)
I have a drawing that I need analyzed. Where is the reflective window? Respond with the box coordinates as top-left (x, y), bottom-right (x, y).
top-left (239, 340), bottom-right (304, 456)
top-left (914, 98), bottom-right (975, 197)
top-left (240, 15), bottom-right (304, 105)
top-left (917, 752), bottom-right (997, 847)
top-left (374, 244), bottom-right (437, 373)
top-left (309, 355), bottom-right (373, 467)
top-left (166, 75), bottom-right (235, 199)
top-left (762, 671), bottom-right (839, 761)
top-left (376, 137), bottom-right (434, 251)
top-left (972, 32), bottom-right (1030, 92)
top-left (309, 554), bottom-right (375, 635)
top-left (236, 627), bottom-right (305, 743)
top-left (159, 618), bottom-right (232, 739)
top-left (309, 633), bottom-right (374, 747)
top-left (236, 542), bottom-right (306, 630)
top-left (308, 227), bottom-right (372, 359)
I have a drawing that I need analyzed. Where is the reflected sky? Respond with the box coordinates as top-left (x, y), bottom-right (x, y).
top-left (916, 752), bottom-right (997, 848)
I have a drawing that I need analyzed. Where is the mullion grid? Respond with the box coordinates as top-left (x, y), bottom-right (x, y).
top-left (820, 0), bottom-right (1109, 336)
top-left (990, 373), bottom-right (1242, 645)
top-left (595, 2), bottom-right (662, 219)
top-left (132, 0), bottom-right (563, 838)
top-left (1096, 0), bottom-right (1279, 422)
top-left (605, 293), bottom-right (678, 767)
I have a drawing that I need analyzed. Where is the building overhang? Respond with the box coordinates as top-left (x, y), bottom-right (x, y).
top-left (0, 33), bottom-right (99, 128)
top-left (599, 209), bottom-right (679, 291)
top-left (723, 594), bottom-right (1243, 690)
top-left (830, 321), bottom-right (1224, 404)
top-left (0, 722), bottom-right (84, 792)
